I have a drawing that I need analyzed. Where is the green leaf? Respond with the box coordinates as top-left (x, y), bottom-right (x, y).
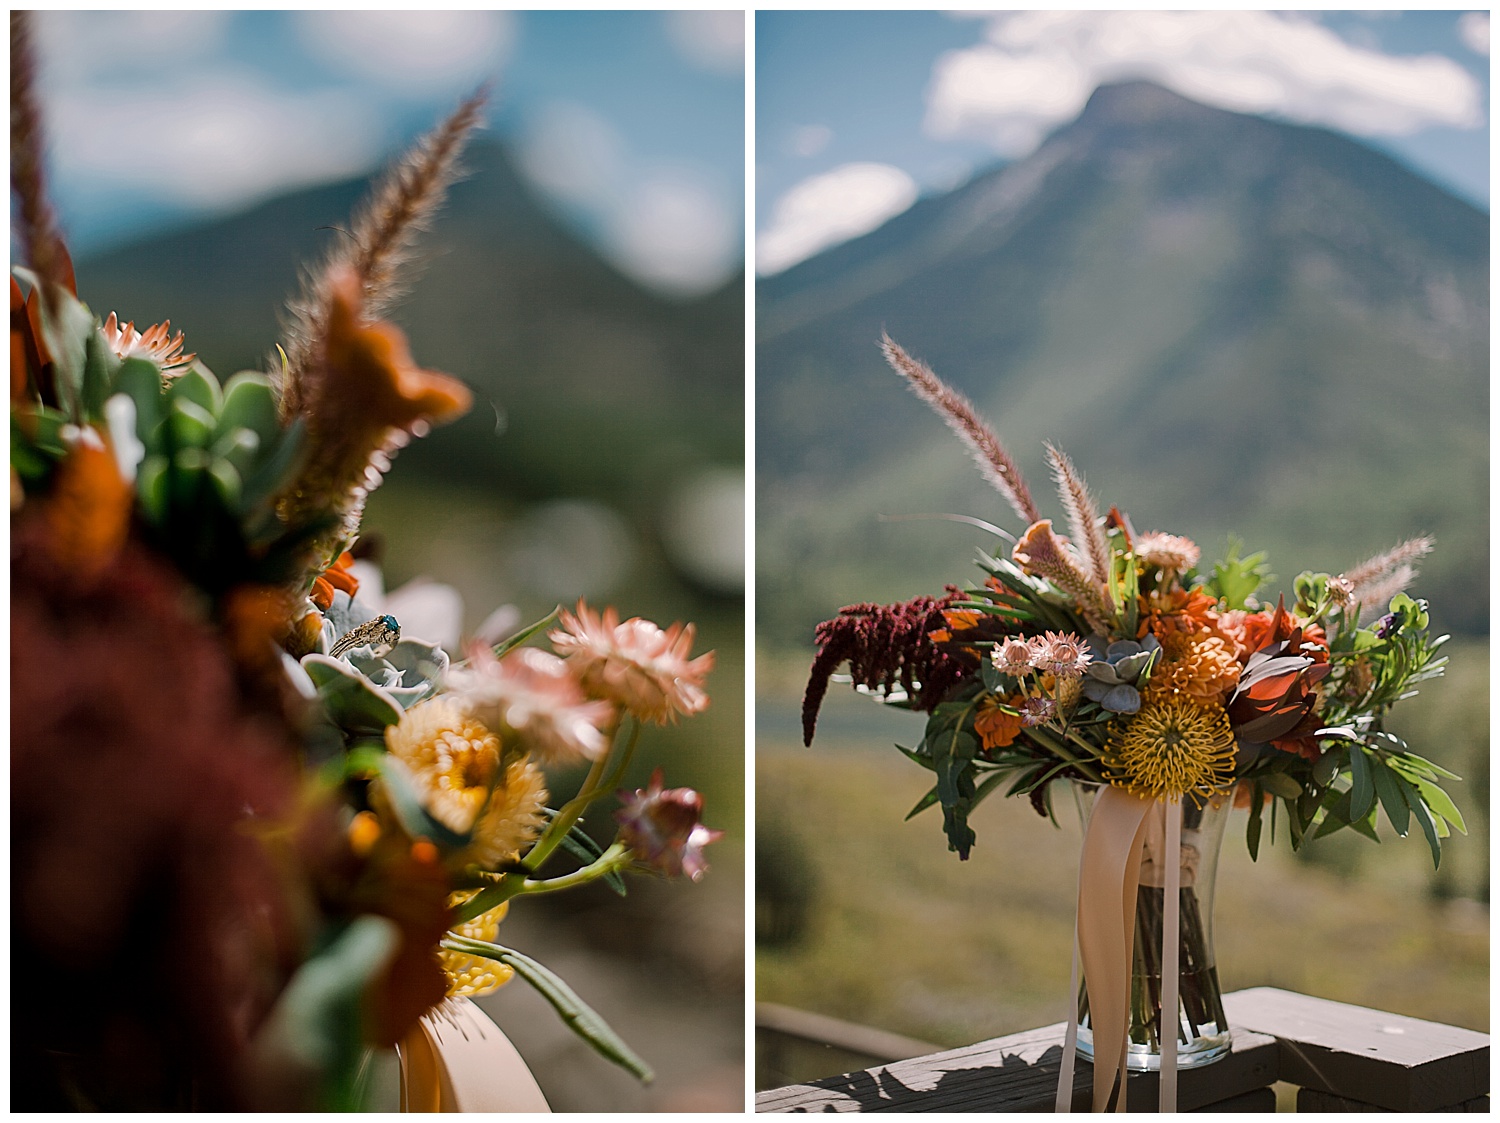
top-left (1402, 780), bottom-right (1442, 868)
top-left (441, 936), bottom-right (654, 1082)
top-left (1260, 772), bottom-right (1303, 800)
top-left (1370, 758), bottom-right (1410, 837)
top-left (302, 653), bottom-right (403, 732)
top-left (168, 364), bottom-right (222, 415)
top-left (217, 372), bottom-right (280, 442)
top-left (904, 786), bottom-right (940, 820)
top-left (254, 914), bottom-right (400, 1111)
top-left (239, 417), bottom-right (307, 508)
top-left (136, 454), bottom-right (169, 523)
top-left (1348, 746), bottom-right (1374, 821)
top-left (208, 458), bottom-right (242, 509)
top-left (169, 397), bottom-right (215, 448)
top-left (79, 322), bottom-right (122, 419)
top-left (1410, 778), bottom-right (1466, 835)
top-left (113, 359), bottom-right (166, 448)
top-left (1245, 785), bottom-right (1264, 860)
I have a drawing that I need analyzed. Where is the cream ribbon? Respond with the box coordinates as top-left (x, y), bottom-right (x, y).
top-left (399, 997), bottom-right (552, 1112)
top-left (1055, 788), bottom-right (1184, 1113)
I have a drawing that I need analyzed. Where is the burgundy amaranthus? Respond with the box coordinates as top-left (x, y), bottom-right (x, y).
top-left (802, 591), bottom-right (966, 746)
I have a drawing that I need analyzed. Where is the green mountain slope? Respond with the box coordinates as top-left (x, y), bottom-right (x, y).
top-left (76, 139), bottom-right (744, 510)
top-left (757, 81), bottom-right (1487, 646)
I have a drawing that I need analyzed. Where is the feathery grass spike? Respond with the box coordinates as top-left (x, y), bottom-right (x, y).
top-left (880, 333), bottom-right (1042, 526)
top-left (279, 85), bottom-right (489, 419)
top-left (1045, 441), bottom-right (1111, 592)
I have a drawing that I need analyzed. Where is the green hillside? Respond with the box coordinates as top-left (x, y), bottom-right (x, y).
top-left (757, 81), bottom-right (1487, 648)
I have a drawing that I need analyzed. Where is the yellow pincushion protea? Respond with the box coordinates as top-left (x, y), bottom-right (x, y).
top-left (1103, 697), bottom-right (1235, 803)
top-left (440, 893), bottom-right (515, 998)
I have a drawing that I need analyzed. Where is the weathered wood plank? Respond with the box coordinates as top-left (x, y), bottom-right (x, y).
top-left (754, 1022), bottom-right (1278, 1112)
top-left (1223, 987), bottom-right (1488, 1112)
top-left (1297, 1089), bottom-right (1491, 1112)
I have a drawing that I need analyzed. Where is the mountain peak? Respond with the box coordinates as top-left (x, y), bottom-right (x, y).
top-left (1077, 79), bottom-right (1228, 128)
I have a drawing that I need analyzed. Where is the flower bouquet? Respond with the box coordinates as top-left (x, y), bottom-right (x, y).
top-left (801, 336), bottom-right (1461, 1111)
top-left (11, 17), bottom-right (720, 1112)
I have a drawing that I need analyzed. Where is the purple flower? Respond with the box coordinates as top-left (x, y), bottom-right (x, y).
top-left (1375, 612), bottom-right (1398, 639)
top-left (614, 769), bottom-right (723, 881)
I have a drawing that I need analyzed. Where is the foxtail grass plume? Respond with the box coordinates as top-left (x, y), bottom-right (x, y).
top-left (279, 87), bottom-right (488, 419)
top-left (1342, 536), bottom-right (1432, 615)
top-left (10, 13), bottom-right (73, 310)
top-left (1045, 443), bottom-right (1111, 590)
top-left (881, 334), bottom-right (1042, 527)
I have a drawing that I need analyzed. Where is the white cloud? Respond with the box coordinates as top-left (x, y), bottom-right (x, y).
top-left (35, 11), bottom-right (232, 88)
top-left (516, 101), bottom-right (627, 210)
top-left (1459, 13), bottom-right (1489, 56)
top-left (49, 70), bottom-right (383, 211)
top-left (604, 171), bottom-right (740, 296)
top-left (757, 163), bottom-right (918, 275)
top-left (926, 11), bottom-right (1485, 158)
top-left (295, 10), bottom-right (514, 96)
top-left (664, 11), bottom-right (745, 76)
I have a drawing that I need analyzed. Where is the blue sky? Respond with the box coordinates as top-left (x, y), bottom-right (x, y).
top-left (756, 10), bottom-right (1490, 274)
top-left (31, 11), bottom-right (745, 297)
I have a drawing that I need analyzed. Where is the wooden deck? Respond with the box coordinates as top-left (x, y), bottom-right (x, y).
top-left (755, 988), bottom-right (1488, 1112)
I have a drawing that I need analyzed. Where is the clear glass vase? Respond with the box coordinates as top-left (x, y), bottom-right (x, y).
top-left (1071, 784), bottom-right (1233, 1072)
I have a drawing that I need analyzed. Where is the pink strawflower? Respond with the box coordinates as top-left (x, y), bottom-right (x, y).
top-left (101, 312), bottom-right (195, 372)
top-left (614, 769), bottom-right (723, 881)
top-left (549, 601), bottom-right (714, 724)
top-left (991, 636), bottom-right (1039, 678)
top-left (1135, 532), bottom-right (1201, 577)
top-left (1033, 630), bottom-right (1092, 678)
top-left (447, 644), bottom-right (616, 764)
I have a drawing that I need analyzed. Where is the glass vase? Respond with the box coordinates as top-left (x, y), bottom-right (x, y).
top-left (1070, 784), bottom-right (1233, 1072)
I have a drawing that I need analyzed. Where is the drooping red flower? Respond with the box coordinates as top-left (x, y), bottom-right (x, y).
top-left (801, 590), bottom-right (966, 745)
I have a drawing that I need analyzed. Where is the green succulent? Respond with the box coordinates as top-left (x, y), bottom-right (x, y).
top-left (1081, 635), bottom-right (1161, 713)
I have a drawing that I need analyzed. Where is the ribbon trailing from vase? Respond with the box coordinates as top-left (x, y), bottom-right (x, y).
top-left (1054, 787), bottom-right (1184, 1113)
top-left (398, 997), bottom-right (552, 1112)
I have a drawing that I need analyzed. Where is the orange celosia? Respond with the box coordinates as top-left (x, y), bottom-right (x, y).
top-left (975, 695), bottom-right (1025, 749)
top-left (317, 265), bottom-right (471, 448)
top-left (42, 437), bottom-right (132, 582)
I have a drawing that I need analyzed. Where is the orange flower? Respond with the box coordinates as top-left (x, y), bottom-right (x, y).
top-left (278, 266), bottom-right (472, 565)
top-left (41, 436), bottom-right (132, 582)
top-left (974, 695), bottom-right (1025, 749)
top-left (310, 550), bottom-right (361, 611)
top-left (101, 312), bottom-right (194, 372)
top-left (1143, 631), bottom-right (1241, 706)
top-left (1139, 587), bottom-right (1221, 641)
top-left (942, 607), bottom-right (982, 631)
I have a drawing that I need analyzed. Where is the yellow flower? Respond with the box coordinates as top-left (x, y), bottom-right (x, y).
top-left (439, 893), bottom-right (515, 998)
top-left (384, 697), bottom-right (549, 871)
top-left (1104, 698), bottom-right (1235, 803)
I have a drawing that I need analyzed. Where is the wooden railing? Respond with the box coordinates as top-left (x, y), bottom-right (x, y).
top-left (755, 988), bottom-right (1488, 1112)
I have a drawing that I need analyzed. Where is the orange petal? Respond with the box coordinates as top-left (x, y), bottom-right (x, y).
top-left (43, 438), bottom-right (132, 580)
